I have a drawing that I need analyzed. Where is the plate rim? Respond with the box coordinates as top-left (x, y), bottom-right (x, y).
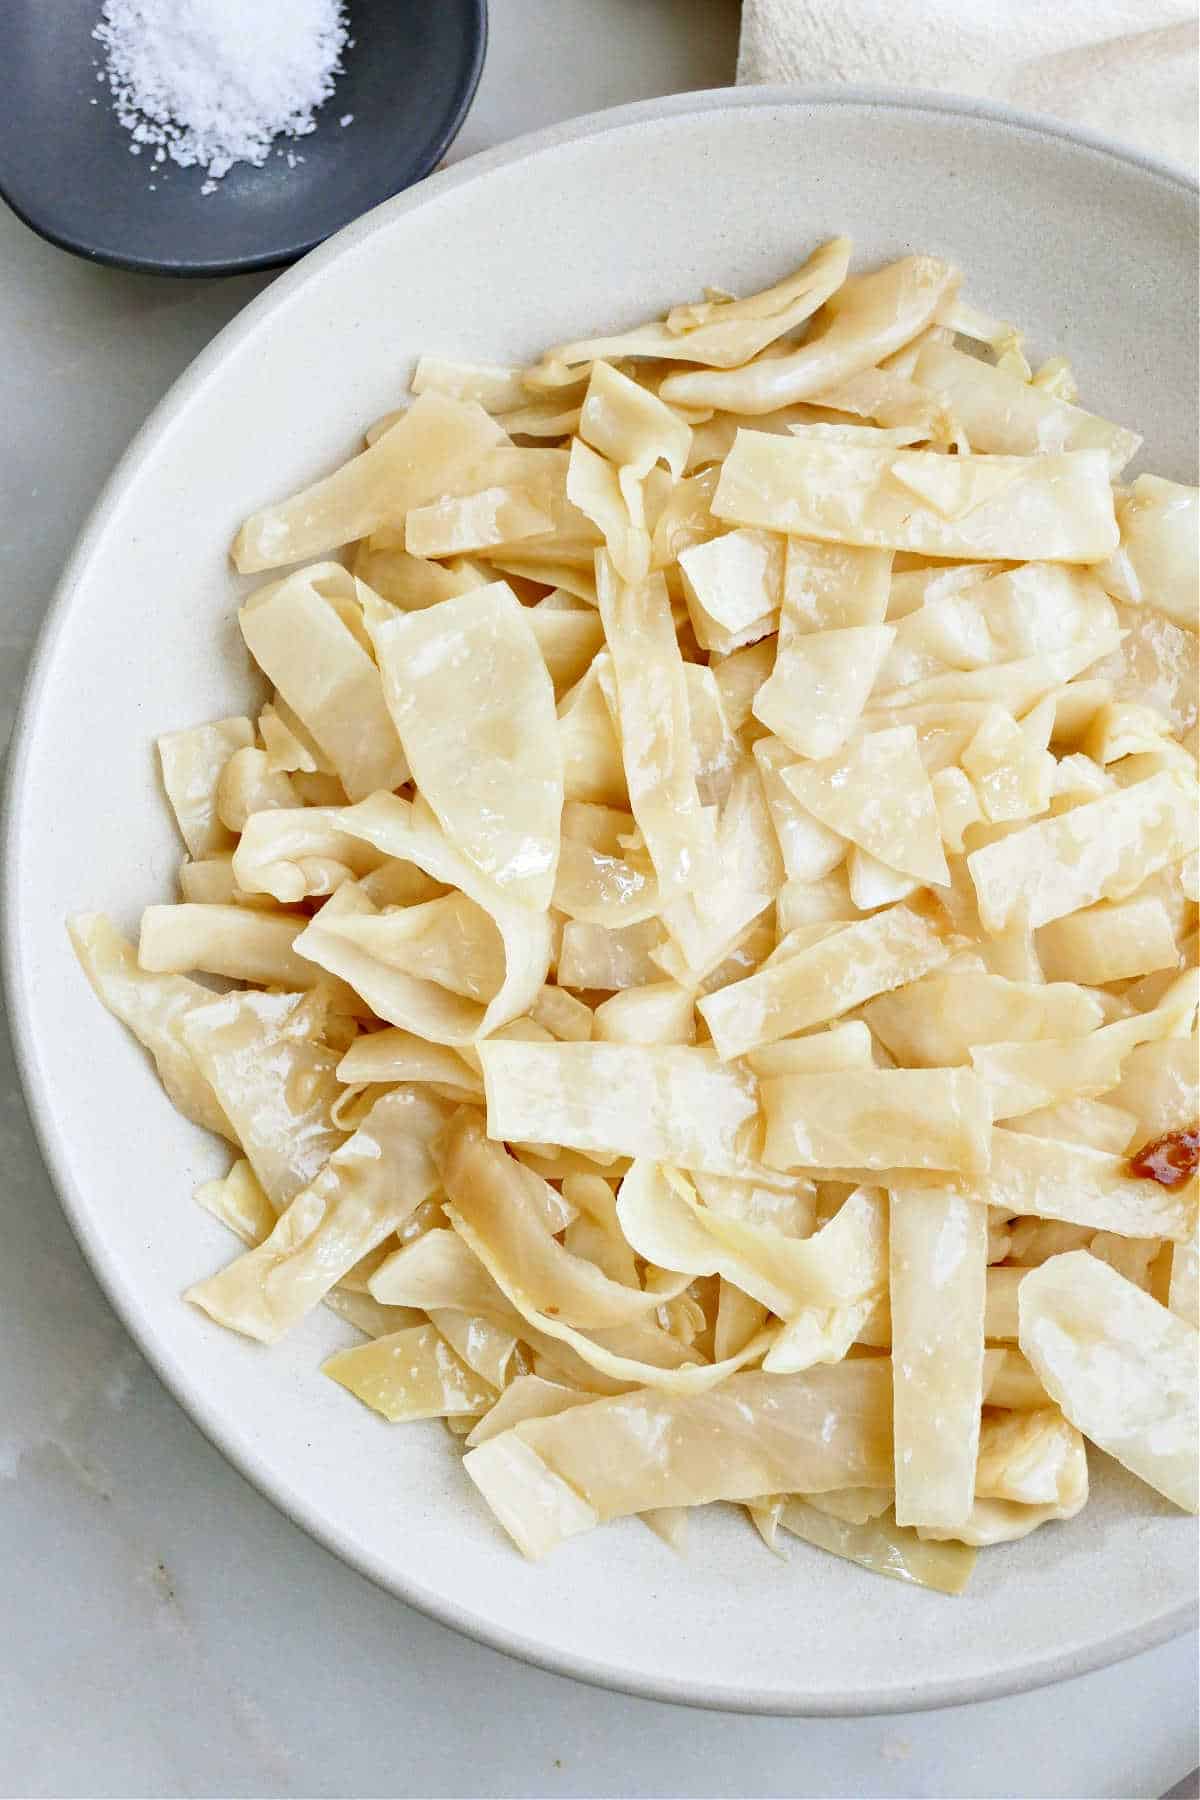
top-left (4, 83), bottom-right (1197, 1717)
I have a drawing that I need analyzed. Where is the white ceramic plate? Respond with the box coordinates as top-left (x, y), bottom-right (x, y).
top-left (5, 89), bottom-right (1197, 1716)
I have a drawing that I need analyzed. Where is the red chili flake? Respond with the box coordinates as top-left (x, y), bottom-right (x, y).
top-left (1127, 1125), bottom-right (1200, 1189)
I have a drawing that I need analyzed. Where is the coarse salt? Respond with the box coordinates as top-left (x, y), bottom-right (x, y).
top-left (93, 0), bottom-right (350, 187)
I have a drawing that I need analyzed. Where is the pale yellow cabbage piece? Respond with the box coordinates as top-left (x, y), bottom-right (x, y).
top-left (761, 1069), bottom-right (992, 1174)
top-left (890, 1186), bottom-right (988, 1528)
top-left (1107, 1034), bottom-right (1199, 1149)
top-left (157, 717), bottom-right (254, 858)
top-left (754, 626), bottom-right (896, 761)
top-left (232, 390), bottom-right (508, 571)
top-left (969, 997), bottom-right (1196, 1121)
top-left (308, 795), bottom-right (553, 1041)
top-left (980, 1131), bottom-right (1197, 1242)
top-left (337, 1028), bottom-right (483, 1098)
top-left (187, 1086), bottom-right (445, 1343)
top-left (592, 982), bottom-right (695, 1045)
top-left (1099, 475), bottom-right (1200, 631)
top-left (232, 807), bottom-right (381, 904)
top-left (324, 1322), bottom-right (495, 1421)
top-left (1015, 1097), bottom-right (1139, 1155)
top-left (656, 758), bottom-right (781, 983)
top-left (404, 487), bottom-right (553, 558)
top-left (1169, 1229), bottom-right (1199, 1329)
top-left (713, 437), bottom-right (1118, 562)
top-left (239, 566), bottom-right (409, 801)
top-left (678, 529), bottom-right (782, 652)
top-left (368, 582), bottom-right (562, 909)
top-left (1091, 605), bottom-right (1198, 738)
top-left (194, 1158), bottom-right (276, 1246)
top-left (1037, 897), bottom-right (1178, 985)
top-left (68, 914), bottom-right (235, 1142)
top-left (559, 661), bottom-right (628, 808)
top-left (960, 704), bottom-right (1055, 825)
top-left (864, 970), bottom-right (1103, 1068)
top-left (982, 1347), bottom-right (1052, 1411)
top-left (1019, 1250), bottom-right (1199, 1512)
top-left (580, 361), bottom-right (691, 490)
top-left (595, 554), bottom-right (713, 897)
top-left (138, 903), bottom-right (319, 990)
top-left (439, 1114), bottom-right (682, 1329)
top-left (316, 892), bottom-right (507, 1004)
top-left (698, 899), bottom-right (954, 1061)
top-left (540, 237), bottom-right (851, 371)
top-left (751, 737), bottom-right (846, 881)
top-left (180, 989), bottom-right (345, 1209)
top-left (659, 256), bottom-right (958, 414)
top-left (776, 1500), bottom-right (976, 1595)
top-left (557, 918), bottom-right (665, 990)
top-left (466, 1375), bottom-right (594, 1447)
top-left (783, 539), bottom-right (894, 632)
top-left (617, 1163), bottom-right (885, 1319)
top-left (912, 342), bottom-right (1141, 474)
top-left (566, 438), bottom-right (650, 583)
top-left (526, 607), bottom-right (605, 699)
top-left (780, 728), bottom-right (949, 885)
top-left (465, 1358), bottom-right (893, 1559)
top-left (411, 356), bottom-right (528, 412)
top-left (968, 770), bottom-right (1198, 933)
top-left (215, 746), bottom-right (299, 833)
top-left (743, 1021), bottom-right (874, 1079)
top-left (478, 1040), bottom-right (762, 1177)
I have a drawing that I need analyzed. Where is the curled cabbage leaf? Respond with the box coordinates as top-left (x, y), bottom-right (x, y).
top-left (659, 256), bottom-right (958, 414)
top-left (157, 716), bottom-right (254, 858)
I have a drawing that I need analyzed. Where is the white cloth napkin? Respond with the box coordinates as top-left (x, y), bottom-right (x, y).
top-left (738, 0), bottom-right (1199, 173)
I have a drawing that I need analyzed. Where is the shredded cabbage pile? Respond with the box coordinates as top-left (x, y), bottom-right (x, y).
top-left (72, 239), bottom-right (1199, 1595)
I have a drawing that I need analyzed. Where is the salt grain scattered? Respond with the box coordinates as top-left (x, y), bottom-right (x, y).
top-left (93, 0), bottom-right (350, 187)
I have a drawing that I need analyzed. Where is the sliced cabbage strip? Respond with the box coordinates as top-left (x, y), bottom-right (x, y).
top-left (865, 970), bottom-right (1104, 1068)
top-left (540, 237), bottom-right (851, 372)
top-left (595, 553), bottom-right (713, 897)
top-left (464, 1358), bottom-right (893, 1556)
top-left (233, 390), bottom-right (507, 571)
top-left (713, 437), bottom-right (1118, 562)
top-left (912, 342), bottom-right (1141, 474)
top-left (1018, 1250), bottom-right (1199, 1513)
top-left (776, 1500), bottom-right (976, 1595)
top-left (68, 914), bottom-right (235, 1142)
top-left (1099, 475), bottom-right (1200, 631)
top-left (968, 770), bottom-right (1198, 933)
top-left (186, 1086), bottom-right (446, 1343)
top-left (368, 582), bottom-right (563, 908)
top-left (157, 716), bottom-right (254, 858)
top-left (697, 898), bottom-right (954, 1061)
top-left (979, 1132), bottom-right (1197, 1242)
top-left (890, 1186), bottom-right (988, 1529)
top-left (180, 989), bottom-right (345, 1209)
top-left (780, 727), bottom-right (949, 885)
top-left (239, 565), bottom-right (409, 800)
top-left (137, 902), bottom-right (318, 990)
top-left (761, 1070), bottom-right (992, 1175)
top-left (478, 1040), bottom-right (764, 1177)
top-left (658, 255), bottom-right (958, 414)
top-left (304, 795), bottom-right (553, 1042)
top-left (753, 625), bottom-right (896, 761)
top-left (324, 1322), bottom-right (496, 1421)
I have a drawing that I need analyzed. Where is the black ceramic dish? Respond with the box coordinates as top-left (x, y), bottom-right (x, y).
top-left (0, 0), bottom-right (487, 276)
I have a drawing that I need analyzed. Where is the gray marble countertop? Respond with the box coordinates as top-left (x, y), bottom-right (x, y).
top-left (1, 5), bottom-right (1196, 1795)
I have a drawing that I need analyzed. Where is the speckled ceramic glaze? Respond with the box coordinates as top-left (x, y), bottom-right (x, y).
top-left (4, 89), bottom-right (1197, 1715)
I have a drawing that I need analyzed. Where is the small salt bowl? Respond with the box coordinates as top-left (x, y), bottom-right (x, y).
top-left (0, 0), bottom-right (486, 276)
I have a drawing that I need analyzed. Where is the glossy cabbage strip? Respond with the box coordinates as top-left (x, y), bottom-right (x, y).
top-left (323, 1323), bottom-right (496, 1423)
top-left (186, 1086), bottom-right (447, 1344)
top-left (776, 1499), bottom-right (976, 1595)
top-left (890, 1187), bottom-right (988, 1529)
top-left (1019, 1250), bottom-right (1199, 1513)
top-left (180, 989), bottom-right (345, 1209)
top-left (760, 1069), bottom-right (992, 1176)
top-left (464, 1359), bottom-right (894, 1556)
